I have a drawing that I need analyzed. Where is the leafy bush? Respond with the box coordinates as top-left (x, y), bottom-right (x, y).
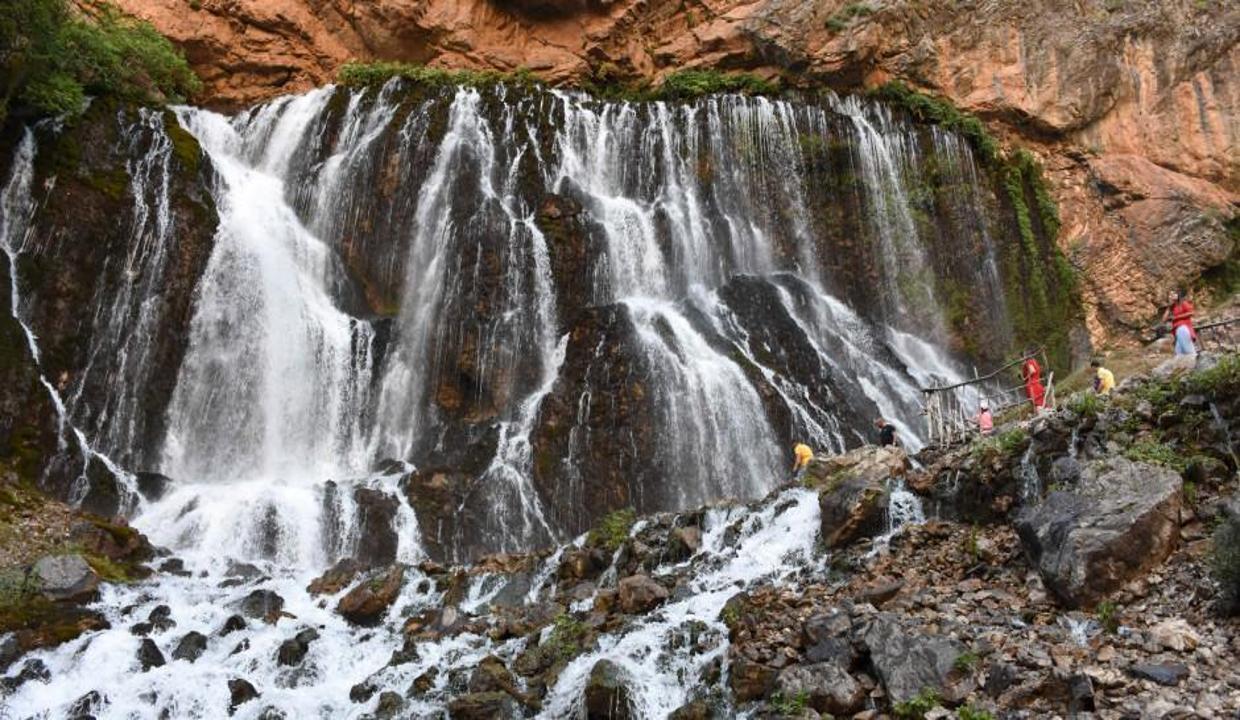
top-left (1, 0), bottom-right (200, 122)
top-left (1096, 600), bottom-right (1120, 634)
top-left (337, 61), bottom-right (535, 90)
top-left (893, 688), bottom-right (941, 719)
top-left (1212, 508), bottom-right (1240, 615)
top-left (958, 705), bottom-right (996, 720)
top-left (953, 650), bottom-right (980, 673)
top-left (1069, 391), bottom-right (1105, 419)
top-left (657, 70), bottom-right (778, 100)
top-left (546, 613), bottom-right (588, 660)
top-left (768, 690), bottom-right (810, 715)
top-left (586, 507), bottom-right (636, 551)
top-left (1123, 439), bottom-right (1186, 472)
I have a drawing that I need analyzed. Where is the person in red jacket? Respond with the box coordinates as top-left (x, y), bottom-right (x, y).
top-left (1163, 289), bottom-right (1197, 356)
top-left (1022, 350), bottom-right (1046, 409)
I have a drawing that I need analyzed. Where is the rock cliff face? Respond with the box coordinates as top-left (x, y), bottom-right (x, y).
top-left (113, 0), bottom-right (1238, 343)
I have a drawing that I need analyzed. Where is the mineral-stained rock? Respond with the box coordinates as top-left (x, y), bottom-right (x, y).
top-left (32, 555), bottom-right (100, 602)
top-left (238, 590), bottom-right (285, 622)
top-left (446, 691), bottom-right (523, 719)
top-left (860, 614), bottom-right (963, 705)
top-left (729, 657), bottom-right (778, 702)
top-left (775, 661), bottom-right (866, 716)
top-left (584, 659), bottom-right (635, 720)
top-left (616, 574), bottom-right (669, 614)
top-left (307, 558), bottom-right (364, 596)
top-left (337, 565), bottom-right (404, 625)
top-left (1015, 457), bottom-right (1181, 608)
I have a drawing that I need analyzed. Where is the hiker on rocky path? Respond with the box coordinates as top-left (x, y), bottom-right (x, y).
top-left (976, 401), bottom-right (994, 435)
top-left (876, 418), bottom-right (897, 447)
top-left (791, 442), bottom-right (814, 481)
top-left (1021, 351), bottom-right (1046, 410)
top-left (1092, 358), bottom-right (1116, 395)
top-left (1163, 289), bottom-right (1197, 356)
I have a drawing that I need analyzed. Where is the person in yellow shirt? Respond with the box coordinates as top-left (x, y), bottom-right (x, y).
top-left (792, 443), bottom-right (814, 481)
top-left (1092, 359), bottom-right (1116, 395)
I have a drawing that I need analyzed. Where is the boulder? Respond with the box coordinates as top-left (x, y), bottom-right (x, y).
top-left (351, 487), bottom-right (400, 568)
top-left (134, 472), bottom-right (173, 501)
top-left (148, 605), bottom-right (176, 633)
top-left (374, 690), bottom-right (404, 719)
top-left (729, 657), bottom-right (777, 702)
top-left (307, 558), bottom-right (364, 596)
top-left (172, 631), bottom-right (208, 662)
top-left (32, 555), bottom-right (100, 602)
top-left (668, 700), bottom-right (715, 720)
top-left (219, 614), bottom-right (247, 636)
top-left (276, 628), bottom-right (319, 666)
top-left (584, 659), bottom-right (635, 719)
top-left (228, 678), bottom-right (261, 713)
top-left (1015, 457), bottom-right (1181, 608)
top-left (775, 661), bottom-right (865, 716)
top-left (666, 525), bottom-right (702, 562)
top-left (860, 614), bottom-right (964, 705)
top-left (1128, 662), bottom-right (1189, 686)
top-left (1149, 618), bottom-right (1201, 652)
top-left (617, 574), bottom-right (669, 614)
top-left (238, 590), bottom-right (285, 622)
top-left (136, 638), bottom-right (166, 671)
top-left (67, 689), bottom-right (104, 718)
top-left (337, 565), bottom-right (404, 625)
top-left (447, 691), bottom-right (523, 719)
top-left (810, 446), bottom-right (906, 548)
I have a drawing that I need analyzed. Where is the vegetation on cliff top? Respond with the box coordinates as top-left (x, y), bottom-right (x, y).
top-left (0, 0), bottom-right (200, 124)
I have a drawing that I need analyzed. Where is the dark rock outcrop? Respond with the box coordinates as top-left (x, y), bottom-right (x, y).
top-left (584, 659), bottom-right (635, 720)
top-left (172, 631), bottom-right (208, 662)
top-left (860, 614), bottom-right (964, 705)
top-left (337, 565), bottom-right (404, 625)
top-left (1016, 457), bottom-right (1182, 608)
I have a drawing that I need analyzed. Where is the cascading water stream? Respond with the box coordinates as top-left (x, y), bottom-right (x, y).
top-left (1, 81), bottom-right (1026, 718)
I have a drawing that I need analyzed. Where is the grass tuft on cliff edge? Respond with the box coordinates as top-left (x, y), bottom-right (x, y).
top-left (0, 0), bottom-right (201, 125)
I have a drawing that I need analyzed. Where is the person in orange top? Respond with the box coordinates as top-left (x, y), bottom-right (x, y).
top-left (1163, 289), bottom-right (1197, 356)
top-left (792, 443), bottom-right (814, 481)
top-left (1021, 351), bottom-right (1046, 410)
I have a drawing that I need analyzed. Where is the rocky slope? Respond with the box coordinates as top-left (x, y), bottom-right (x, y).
top-left (113, 0), bottom-right (1239, 345)
top-left (5, 347), bottom-right (1237, 717)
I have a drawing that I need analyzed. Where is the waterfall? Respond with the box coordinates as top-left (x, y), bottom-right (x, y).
top-left (0, 80), bottom-right (1040, 720)
top-left (6, 82), bottom-right (1001, 566)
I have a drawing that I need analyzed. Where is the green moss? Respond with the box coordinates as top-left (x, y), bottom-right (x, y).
top-left (656, 70), bottom-right (778, 101)
top-left (84, 553), bottom-right (132, 583)
top-left (1123, 439), bottom-right (1187, 472)
top-left (162, 111), bottom-right (202, 174)
top-left (893, 688), bottom-right (942, 719)
top-left (84, 166), bottom-right (129, 200)
top-left (546, 613), bottom-right (588, 661)
top-left (871, 82), bottom-right (1000, 163)
top-left (337, 61), bottom-right (537, 90)
top-left (586, 507), bottom-right (637, 551)
top-left (768, 690), bottom-right (810, 714)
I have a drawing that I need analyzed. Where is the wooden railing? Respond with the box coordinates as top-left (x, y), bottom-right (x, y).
top-left (920, 347), bottom-right (1055, 447)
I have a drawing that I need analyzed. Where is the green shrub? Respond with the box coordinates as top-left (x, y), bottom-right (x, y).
top-left (1, 0), bottom-right (201, 121)
top-left (871, 82), bottom-right (999, 163)
top-left (1069, 391), bottom-right (1105, 418)
top-left (657, 69), bottom-right (778, 100)
top-left (336, 61), bottom-right (535, 90)
top-left (893, 688), bottom-right (941, 719)
top-left (768, 690), bottom-right (810, 715)
top-left (825, 2), bottom-right (874, 31)
top-left (546, 613), bottom-right (588, 660)
top-left (1212, 509), bottom-right (1240, 615)
top-left (587, 507), bottom-right (637, 551)
top-left (953, 650), bottom-right (980, 673)
top-left (958, 705), bottom-right (996, 720)
top-left (1123, 439), bottom-right (1186, 472)
top-left (1096, 600), bottom-right (1120, 634)
top-left (997, 428), bottom-right (1028, 454)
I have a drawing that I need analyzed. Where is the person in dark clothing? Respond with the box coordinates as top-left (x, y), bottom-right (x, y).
top-left (876, 418), bottom-right (897, 447)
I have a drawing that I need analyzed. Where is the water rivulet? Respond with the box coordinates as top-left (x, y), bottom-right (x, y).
top-left (2, 82), bottom-right (1064, 564)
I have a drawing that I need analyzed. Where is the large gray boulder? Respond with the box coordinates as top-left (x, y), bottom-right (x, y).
top-left (1015, 457), bottom-right (1181, 609)
top-left (776, 661), bottom-right (865, 715)
top-left (32, 555), bottom-right (100, 602)
top-left (860, 614), bottom-right (964, 705)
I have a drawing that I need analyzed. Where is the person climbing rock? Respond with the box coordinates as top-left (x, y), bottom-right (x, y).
top-left (1163, 289), bottom-right (1197, 356)
top-left (1092, 358), bottom-right (1116, 395)
top-left (876, 419), bottom-right (897, 447)
top-left (791, 443), bottom-right (814, 481)
top-left (976, 401), bottom-right (994, 435)
top-left (1021, 350), bottom-right (1046, 410)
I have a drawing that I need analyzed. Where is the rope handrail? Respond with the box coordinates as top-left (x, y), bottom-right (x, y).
top-left (919, 346), bottom-right (1045, 393)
